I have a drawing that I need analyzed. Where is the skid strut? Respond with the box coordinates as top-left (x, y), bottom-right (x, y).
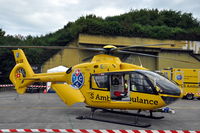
top-left (76, 107), bottom-right (151, 128)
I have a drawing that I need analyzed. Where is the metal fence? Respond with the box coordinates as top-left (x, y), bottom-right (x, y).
top-left (0, 84), bottom-right (46, 93)
top-left (0, 87), bottom-right (14, 92)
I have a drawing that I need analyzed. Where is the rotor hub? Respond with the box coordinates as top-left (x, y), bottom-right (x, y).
top-left (103, 45), bottom-right (117, 54)
top-left (103, 45), bottom-right (117, 49)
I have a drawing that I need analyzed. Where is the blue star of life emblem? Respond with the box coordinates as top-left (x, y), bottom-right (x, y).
top-left (176, 75), bottom-right (182, 80)
top-left (71, 69), bottom-right (84, 89)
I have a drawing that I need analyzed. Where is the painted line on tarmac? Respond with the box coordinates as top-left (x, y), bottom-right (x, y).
top-left (172, 107), bottom-right (200, 110)
top-left (0, 129), bottom-right (200, 133)
top-left (28, 106), bottom-right (200, 110)
top-left (0, 106), bottom-right (83, 110)
top-left (31, 106), bottom-right (83, 109)
top-left (1, 106), bottom-right (200, 110)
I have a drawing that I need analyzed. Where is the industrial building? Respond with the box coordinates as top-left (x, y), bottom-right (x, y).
top-left (41, 34), bottom-right (200, 72)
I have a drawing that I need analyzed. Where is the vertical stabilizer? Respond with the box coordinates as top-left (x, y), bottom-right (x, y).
top-left (10, 49), bottom-right (35, 94)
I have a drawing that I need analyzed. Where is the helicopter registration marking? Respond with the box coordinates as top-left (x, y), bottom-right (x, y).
top-left (16, 59), bottom-right (23, 63)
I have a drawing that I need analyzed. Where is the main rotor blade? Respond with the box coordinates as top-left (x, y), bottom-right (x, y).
top-left (115, 43), bottom-right (175, 51)
top-left (0, 46), bottom-right (104, 51)
top-left (118, 50), bottom-right (197, 64)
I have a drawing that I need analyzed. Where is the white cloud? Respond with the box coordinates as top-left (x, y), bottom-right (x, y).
top-left (0, 0), bottom-right (199, 36)
top-left (85, 7), bottom-right (126, 18)
top-left (50, 0), bottom-right (80, 6)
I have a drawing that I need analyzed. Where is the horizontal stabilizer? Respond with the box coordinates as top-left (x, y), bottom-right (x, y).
top-left (51, 83), bottom-right (85, 106)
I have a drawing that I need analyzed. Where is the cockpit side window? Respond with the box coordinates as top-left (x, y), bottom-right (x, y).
top-left (130, 72), bottom-right (155, 94)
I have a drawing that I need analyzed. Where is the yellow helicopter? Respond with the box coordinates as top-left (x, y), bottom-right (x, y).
top-left (5, 44), bottom-right (183, 127)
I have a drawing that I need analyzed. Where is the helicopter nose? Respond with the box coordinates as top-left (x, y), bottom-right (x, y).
top-left (159, 86), bottom-right (183, 105)
top-left (135, 70), bottom-right (183, 105)
top-left (161, 95), bottom-right (181, 105)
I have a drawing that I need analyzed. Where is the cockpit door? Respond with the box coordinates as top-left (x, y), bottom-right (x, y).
top-left (130, 72), bottom-right (156, 94)
top-left (129, 71), bottom-right (166, 109)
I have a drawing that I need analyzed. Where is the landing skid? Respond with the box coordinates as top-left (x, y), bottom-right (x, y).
top-left (76, 107), bottom-right (157, 128)
top-left (76, 115), bottom-right (151, 128)
top-left (101, 109), bottom-right (164, 119)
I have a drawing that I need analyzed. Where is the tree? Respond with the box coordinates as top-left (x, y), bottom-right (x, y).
top-left (1, 9), bottom-right (200, 83)
top-left (0, 29), bottom-right (5, 37)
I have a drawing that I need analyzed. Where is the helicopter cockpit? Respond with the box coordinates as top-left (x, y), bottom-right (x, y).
top-left (136, 70), bottom-right (181, 96)
top-left (91, 70), bottom-right (181, 103)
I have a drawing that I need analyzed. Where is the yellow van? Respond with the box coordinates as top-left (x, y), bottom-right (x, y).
top-left (161, 68), bottom-right (200, 100)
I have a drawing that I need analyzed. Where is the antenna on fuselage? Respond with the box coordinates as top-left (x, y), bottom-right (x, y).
top-left (138, 56), bottom-right (143, 67)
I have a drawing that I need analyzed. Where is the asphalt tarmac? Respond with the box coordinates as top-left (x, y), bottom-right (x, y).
top-left (0, 91), bottom-right (200, 130)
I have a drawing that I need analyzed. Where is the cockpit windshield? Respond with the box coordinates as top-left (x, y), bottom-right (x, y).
top-left (136, 70), bottom-right (181, 96)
